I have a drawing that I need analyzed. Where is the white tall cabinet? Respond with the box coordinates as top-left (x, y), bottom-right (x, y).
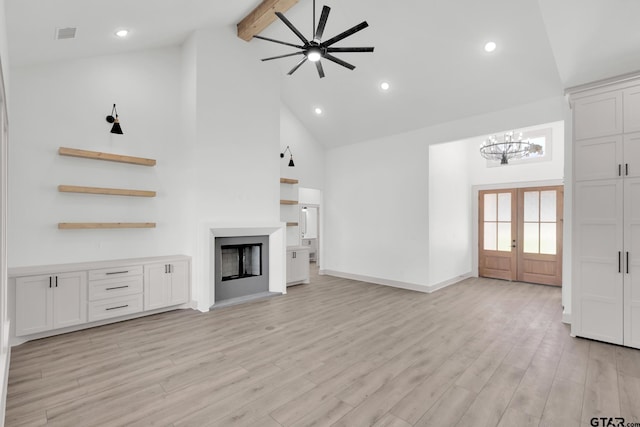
top-left (571, 77), bottom-right (640, 349)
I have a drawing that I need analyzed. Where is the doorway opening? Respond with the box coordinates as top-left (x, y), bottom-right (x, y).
top-left (478, 185), bottom-right (563, 286)
top-left (300, 205), bottom-right (319, 265)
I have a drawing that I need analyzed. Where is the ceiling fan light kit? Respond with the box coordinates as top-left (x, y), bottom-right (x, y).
top-left (254, 0), bottom-right (374, 78)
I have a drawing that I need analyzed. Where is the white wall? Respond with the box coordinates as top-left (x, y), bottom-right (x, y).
top-left (8, 25), bottom-right (283, 311)
top-left (188, 27), bottom-right (281, 309)
top-left (324, 96), bottom-right (566, 291)
top-left (324, 134), bottom-right (430, 287)
top-left (8, 47), bottom-right (190, 267)
top-left (428, 140), bottom-right (471, 287)
top-left (279, 104), bottom-right (324, 190)
top-left (0, 0), bottom-right (10, 423)
top-left (0, 0), bottom-right (8, 97)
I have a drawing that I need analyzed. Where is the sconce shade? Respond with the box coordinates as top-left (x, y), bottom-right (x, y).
top-left (110, 118), bottom-right (123, 134)
top-left (288, 157), bottom-right (295, 167)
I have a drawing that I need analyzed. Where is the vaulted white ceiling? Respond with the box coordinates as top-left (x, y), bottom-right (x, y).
top-left (6, 0), bottom-right (640, 147)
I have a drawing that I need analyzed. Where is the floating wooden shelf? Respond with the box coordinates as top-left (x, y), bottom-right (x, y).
top-left (280, 178), bottom-right (299, 184)
top-left (286, 222), bottom-right (299, 227)
top-left (58, 185), bottom-right (156, 198)
top-left (59, 147), bottom-right (156, 167)
top-left (280, 199), bottom-right (298, 205)
top-left (58, 222), bottom-right (156, 230)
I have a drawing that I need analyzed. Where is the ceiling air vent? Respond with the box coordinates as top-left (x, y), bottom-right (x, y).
top-left (55, 27), bottom-right (77, 40)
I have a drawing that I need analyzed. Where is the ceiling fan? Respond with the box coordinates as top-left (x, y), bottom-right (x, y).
top-left (254, 0), bottom-right (374, 78)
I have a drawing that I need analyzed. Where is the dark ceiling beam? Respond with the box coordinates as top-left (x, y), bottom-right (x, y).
top-left (237, 0), bottom-right (299, 42)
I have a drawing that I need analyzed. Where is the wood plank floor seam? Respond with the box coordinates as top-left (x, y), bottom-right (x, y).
top-left (5, 267), bottom-right (640, 426)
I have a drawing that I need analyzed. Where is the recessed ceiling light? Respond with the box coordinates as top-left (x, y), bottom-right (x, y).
top-left (115, 29), bottom-right (129, 38)
top-left (380, 81), bottom-right (390, 91)
top-left (314, 107), bottom-right (323, 115)
top-left (484, 41), bottom-right (497, 53)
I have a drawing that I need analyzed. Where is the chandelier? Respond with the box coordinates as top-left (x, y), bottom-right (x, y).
top-left (480, 131), bottom-right (532, 165)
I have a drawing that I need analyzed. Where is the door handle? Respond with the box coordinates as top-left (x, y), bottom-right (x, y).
top-left (619, 251), bottom-right (622, 273)
top-left (511, 239), bottom-right (516, 248)
top-left (49, 276), bottom-right (52, 288)
top-left (55, 276), bottom-right (58, 288)
top-left (627, 252), bottom-right (630, 274)
top-left (626, 163), bottom-right (629, 176)
top-left (619, 164), bottom-right (622, 177)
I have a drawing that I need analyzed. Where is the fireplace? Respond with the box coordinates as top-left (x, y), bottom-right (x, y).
top-left (221, 243), bottom-right (262, 281)
top-left (214, 235), bottom-right (269, 302)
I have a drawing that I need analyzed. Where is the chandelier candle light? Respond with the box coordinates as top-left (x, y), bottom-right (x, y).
top-left (479, 131), bottom-right (532, 165)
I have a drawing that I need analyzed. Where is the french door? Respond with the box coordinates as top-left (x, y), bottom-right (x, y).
top-left (479, 186), bottom-right (563, 286)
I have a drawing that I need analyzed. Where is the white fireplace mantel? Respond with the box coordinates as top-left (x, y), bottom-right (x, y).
top-left (195, 222), bottom-right (286, 311)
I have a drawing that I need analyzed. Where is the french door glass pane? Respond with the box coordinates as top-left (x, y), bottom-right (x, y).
top-left (540, 223), bottom-right (557, 254)
top-left (524, 223), bottom-right (540, 253)
top-left (540, 191), bottom-right (557, 222)
top-left (524, 191), bottom-right (539, 222)
top-left (484, 194), bottom-right (497, 221)
top-left (498, 193), bottom-right (511, 221)
top-left (497, 223), bottom-right (512, 251)
top-left (484, 223), bottom-right (497, 250)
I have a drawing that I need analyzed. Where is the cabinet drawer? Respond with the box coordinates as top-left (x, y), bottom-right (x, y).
top-left (88, 276), bottom-right (143, 301)
top-left (88, 295), bottom-right (143, 322)
top-left (89, 265), bottom-right (142, 281)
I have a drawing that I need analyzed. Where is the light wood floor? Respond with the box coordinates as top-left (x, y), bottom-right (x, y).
top-left (6, 269), bottom-right (640, 426)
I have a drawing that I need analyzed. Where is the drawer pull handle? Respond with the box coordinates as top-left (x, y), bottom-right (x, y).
top-left (106, 304), bottom-right (129, 311)
top-left (105, 285), bottom-right (129, 291)
top-left (106, 270), bottom-right (129, 275)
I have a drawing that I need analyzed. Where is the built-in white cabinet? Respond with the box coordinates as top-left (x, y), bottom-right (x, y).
top-left (287, 246), bottom-right (309, 286)
top-left (88, 266), bottom-right (144, 322)
top-left (11, 255), bottom-right (191, 342)
top-left (15, 271), bottom-right (87, 336)
top-left (572, 79), bottom-right (640, 349)
top-left (144, 261), bottom-right (189, 310)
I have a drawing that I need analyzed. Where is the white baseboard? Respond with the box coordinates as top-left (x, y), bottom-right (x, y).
top-left (428, 273), bottom-right (473, 293)
top-left (320, 270), bottom-right (472, 294)
top-left (562, 310), bottom-right (571, 324)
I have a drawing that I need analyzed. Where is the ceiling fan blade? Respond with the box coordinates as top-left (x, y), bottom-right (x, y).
top-left (261, 51), bottom-right (305, 62)
top-left (288, 57), bottom-right (308, 75)
top-left (322, 21), bottom-right (369, 47)
top-left (253, 35), bottom-right (304, 49)
top-left (316, 61), bottom-right (325, 78)
top-left (315, 6), bottom-right (331, 40)
top-left (326, 47), bottom-right (374, 53)
top-left (323, 54), bottom-right (355, 70)
top-left (275, 12), bottom-right (309, 45)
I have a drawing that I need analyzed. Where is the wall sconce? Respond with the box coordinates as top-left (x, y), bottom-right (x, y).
top-left (105, 104), bottom-right (123, 134)
top-left (280, 145), bottom-right (295, 167)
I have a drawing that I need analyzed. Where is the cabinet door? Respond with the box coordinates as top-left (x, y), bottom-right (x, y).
top-left (52, 271), bottom-right (87, 329)
top-left (574, 135), bottom-right (623, 181)
top-left (168, 261), bottom-right (189, 306)
top-left (624, 86), bottom-right (640, 133)
top-left (623, 133), bottom-right (640, 178)
top-left (573, 180), bottom-right (624, 344)
top-left (296, 250), bottom-right (309, 282)
top-left (144, 263), bottom-right (170, 310)
top-left (286, 251), bottom-right (294, 284)
top-left (15, 275), bottom-right (52, 336)
top-left (573, 91), bottom-right (623, 140)
top-left (624, 178), bottom-right (640, 349)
